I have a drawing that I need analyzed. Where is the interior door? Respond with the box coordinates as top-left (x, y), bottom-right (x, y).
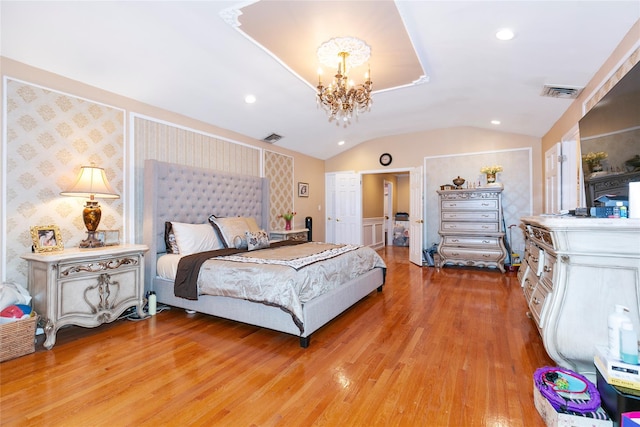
top-left (409, 166), bottom-right (424, 266)
top-left (325, 173), bottom-right (336, 243)
top-left (325, 172), bottom-right (362, 245)
top-left (545, 142), bottom-right (561, 214)
top-left (384, 180), bottom-right (393, 246)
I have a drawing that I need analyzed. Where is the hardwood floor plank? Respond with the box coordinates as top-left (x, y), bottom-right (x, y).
top-left (0, 246), bottom-right (554, 426)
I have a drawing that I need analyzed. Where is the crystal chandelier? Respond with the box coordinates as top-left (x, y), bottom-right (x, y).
top-left (316, 37), bottom-right (373, 124)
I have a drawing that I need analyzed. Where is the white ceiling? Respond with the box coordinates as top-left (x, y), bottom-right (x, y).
top-left (1, 1), bottom-right (639, 160)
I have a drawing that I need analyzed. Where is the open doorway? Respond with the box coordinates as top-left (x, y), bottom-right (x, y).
top-left (362, 172), bottom-right (410, 251)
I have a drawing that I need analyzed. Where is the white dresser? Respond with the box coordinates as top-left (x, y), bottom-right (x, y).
top-left (518, 216), bottom-right (640, 377)
top-left (22, 244), bottom-right (147, 349)
top-left (437, 188), bottom-right (507, 272)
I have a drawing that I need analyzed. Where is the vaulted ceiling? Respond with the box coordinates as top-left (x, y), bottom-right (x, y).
top-left (2, 1), bottom-right (639, 159)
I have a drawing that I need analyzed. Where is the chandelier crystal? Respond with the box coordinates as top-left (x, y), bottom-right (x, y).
top-left (316, 37), bottom-right (373, 124)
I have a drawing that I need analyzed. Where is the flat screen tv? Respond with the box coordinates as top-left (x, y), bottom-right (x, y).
top-left (579, 61), bottom-right (640, 208)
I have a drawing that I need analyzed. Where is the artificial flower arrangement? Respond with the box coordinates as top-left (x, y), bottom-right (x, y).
top-left (480, 165), bottom-right (503, 174)
top-left (279, 211), bottom-right (296, 221)
top-left (582, 151), bottom-right (608, 165)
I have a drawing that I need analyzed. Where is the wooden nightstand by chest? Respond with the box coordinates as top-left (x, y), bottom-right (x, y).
top-left (21, 244), bottom-right (147, 349)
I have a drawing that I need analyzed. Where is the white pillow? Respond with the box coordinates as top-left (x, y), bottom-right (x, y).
top-left (170, 222), bottom-right (224, 255)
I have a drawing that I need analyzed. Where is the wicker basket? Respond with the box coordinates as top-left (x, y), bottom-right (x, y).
top-left (0, 314), bottom-right (37, 362)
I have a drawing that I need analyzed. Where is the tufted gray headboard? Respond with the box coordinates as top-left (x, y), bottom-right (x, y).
top-left (142, 159), bottom-right (269, 291)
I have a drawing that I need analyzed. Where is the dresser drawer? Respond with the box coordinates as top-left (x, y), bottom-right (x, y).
top-left (441, 222), bottom-right (500, 232)
top-left (443, 235), bottom-right (502, 247)
top-left (541, 251), bottom-right (556, 285)
top-left (522, 268), bottom-right (538, 302)
top-left (442, 211), bottom-right (499, 221)
top-left (441, 199), bottom-right (499, 210)
top-left (529, 281), bottom-right (551, 328)
top-left (440, 247), bottom-right (504, 262)
top-left (517, 259), bottom-right (529, 284)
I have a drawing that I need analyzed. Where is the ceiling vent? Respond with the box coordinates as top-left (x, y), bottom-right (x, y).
top-left (541, 85), bottom-right (583, 99)
top-left (262, 133), bottom-right (283, 144)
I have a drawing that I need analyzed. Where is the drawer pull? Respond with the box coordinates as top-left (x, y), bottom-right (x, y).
top-left (482, 240), bottom-right (491, 243)
top-left (544, 265), bottom-right (553, 273)
top-left (451, 239), bottom-right (460, 243)
top-left (451, 252), bottom-right (460, 256)
top-left (481, 203), bottom-right (490, 206)
top-left (533, 297), bottom-right (541, 305)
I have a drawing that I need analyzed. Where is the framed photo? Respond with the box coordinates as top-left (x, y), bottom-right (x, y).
top-left (298, 182), bottom-right (309, 197)
top-left (30, 225), bottom-right (64, 253)
top-left (97, 230), bottom-right (120, 246)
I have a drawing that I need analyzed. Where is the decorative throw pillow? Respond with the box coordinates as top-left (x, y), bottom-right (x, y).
top-left (164, 222), bottom-right (180, 254)
top-left (208, 215), bottom-right (251, 248)
top-left (232, 235), bottom-right (248, 250)
top-left (246, 230), bottom-right (270, 251)
top-left (170, 222), bottom-right (224, 255)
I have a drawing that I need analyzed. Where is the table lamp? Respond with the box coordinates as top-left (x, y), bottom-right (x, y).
top-left (61, 164), bottom-right (120, 248)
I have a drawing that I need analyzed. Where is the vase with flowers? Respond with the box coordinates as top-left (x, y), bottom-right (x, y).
top-left (480, 165), bottom-right (503, 185)
top-left (279, 210), bottom-right (296, 230)
top-left (582, 151), bottom-right (608, 173)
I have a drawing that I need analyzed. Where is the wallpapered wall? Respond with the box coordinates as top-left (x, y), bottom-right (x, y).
top-left (424, 148), bottom-right (532, 258)
top-left (264, 150), bottom-right (294, 231)
top-left (3, 80), bottom-right (297, 285)
top-left (4, 78), bottom-right (125, 284)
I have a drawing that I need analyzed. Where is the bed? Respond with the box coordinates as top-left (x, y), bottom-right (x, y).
top-left (143, 159), bottom-right (386, 347)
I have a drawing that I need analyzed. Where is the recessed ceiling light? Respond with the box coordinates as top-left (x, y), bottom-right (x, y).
top-left (495, 28), bottom-right (515, 41)
top-left (245, 95), bottom-right (256, 104)
top-left (491, 120), bottom-right (501, 125)
top-left (338, 140), bottom-right (345, 146)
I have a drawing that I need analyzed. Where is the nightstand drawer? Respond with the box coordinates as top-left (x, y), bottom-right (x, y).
top-left (58, 253), bottom-right (142, 279)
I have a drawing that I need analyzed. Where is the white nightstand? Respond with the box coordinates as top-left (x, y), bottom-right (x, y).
top-left (269, 229), bottom-right (309, 242)
top-left (21, 244), bottom-right (147, 349)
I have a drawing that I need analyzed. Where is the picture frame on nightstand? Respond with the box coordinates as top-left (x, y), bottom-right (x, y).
top-left (30, 225), bottom-right (64, 253)
top-left (96, 230), bottom-right (120, 246)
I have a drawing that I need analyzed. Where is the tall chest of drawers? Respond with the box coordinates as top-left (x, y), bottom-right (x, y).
top-left (436, 188), bottom-right (507, 272)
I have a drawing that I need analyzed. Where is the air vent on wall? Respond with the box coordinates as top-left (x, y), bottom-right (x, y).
top-left (262, 133), bottom-right (283, 143)
top-left (541, 85), bottom-right (584, 99)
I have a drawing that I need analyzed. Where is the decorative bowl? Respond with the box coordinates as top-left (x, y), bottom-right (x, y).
top-left (452, 176), bottom-right (465, 189)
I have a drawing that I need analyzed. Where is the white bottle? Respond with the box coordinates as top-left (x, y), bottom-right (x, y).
top-left (148, 291), bottom-right (157, 316)
top-left (620, 321), bottom-right (639, 365)
top-left (609, 304), bottom-right (631, 360)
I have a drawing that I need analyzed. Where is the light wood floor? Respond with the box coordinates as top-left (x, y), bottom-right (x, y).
top-left (0, 246), bottom-right (553, 426)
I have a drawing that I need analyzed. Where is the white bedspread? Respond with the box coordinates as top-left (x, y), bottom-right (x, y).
top-left (193, 243), bottom-right (386, 331)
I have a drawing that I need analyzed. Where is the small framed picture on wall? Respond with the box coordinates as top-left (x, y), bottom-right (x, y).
top-left (30, 225), bottom-right (64, 253)
top-left (298, 182), bottom-right (309, 197)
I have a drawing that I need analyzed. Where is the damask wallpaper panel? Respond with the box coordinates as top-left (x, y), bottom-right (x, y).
top-left (4, 78), bottom-right (125, 284)
top-left (264, 150), bottom-right (294, 230)
top-left (424, 148), bottom-right (532, 258)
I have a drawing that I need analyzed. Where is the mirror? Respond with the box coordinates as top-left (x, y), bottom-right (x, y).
top-left (579, 61), bottom-right (640, 208)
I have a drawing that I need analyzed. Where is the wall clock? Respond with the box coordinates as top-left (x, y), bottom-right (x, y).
top-left (379, 153), bottom-right (392, 166)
